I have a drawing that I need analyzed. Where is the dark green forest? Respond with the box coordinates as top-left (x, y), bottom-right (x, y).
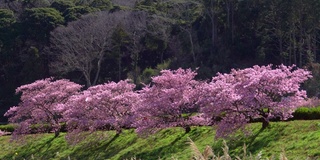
top-left (1, 0), bottom-right (320, 122)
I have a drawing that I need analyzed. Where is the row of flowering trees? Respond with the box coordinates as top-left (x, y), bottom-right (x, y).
top-left (4, 64), bottom-right (312, 139)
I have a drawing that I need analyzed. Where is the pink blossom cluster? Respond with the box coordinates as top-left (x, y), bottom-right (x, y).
top-left (4, 78), bottom-right (82, 137)
top-left (4, 65), bottom-right (312, 139)
top-left (196, 64), bottom-right (311, 137)
top-left (133, 68), bottom-right (211, 135)
top-left (63, 80), bottom-right (139, 135)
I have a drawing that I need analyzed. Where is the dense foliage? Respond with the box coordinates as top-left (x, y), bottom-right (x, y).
top-left (293, 106), bottom-right (320, 120)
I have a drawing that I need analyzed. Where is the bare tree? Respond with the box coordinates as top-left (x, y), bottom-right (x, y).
top-left (47, 10), bottom-right (151, 87)
top-left (47, 11), bottom-right (126, 87)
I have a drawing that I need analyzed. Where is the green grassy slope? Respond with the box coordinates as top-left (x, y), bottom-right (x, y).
top-left (0, 120), bottom-right (319, 160)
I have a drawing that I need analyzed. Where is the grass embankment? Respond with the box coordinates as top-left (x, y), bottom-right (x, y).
top-left (0, 120), bottom-right (319, 160)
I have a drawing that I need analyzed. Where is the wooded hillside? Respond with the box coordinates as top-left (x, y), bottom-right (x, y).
top-left (1, 0), bottom-right (320, 122)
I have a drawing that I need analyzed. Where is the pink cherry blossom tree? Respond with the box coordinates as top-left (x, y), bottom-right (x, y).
top-left (63, 80), bottom-right (139, 136)
top-left (196, 64), bottom-right (312, 138)
top-left (4, 78), bottom-right (82, 138)
top-left (133, 68), bottom-right (210, 135)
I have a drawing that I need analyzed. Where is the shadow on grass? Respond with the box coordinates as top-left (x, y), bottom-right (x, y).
top-left (129, 130), bottom-right (190, 160)
top-left (222, 123), bottom-right (288, 156)
top-left (69, 133), bottom-right (117, 159)
top-left (248, 124), bottom-right (286, 152)
top-left (69, 130), bottom-right (139, 160)
top-left (1, 134), bottom-right (61, 160)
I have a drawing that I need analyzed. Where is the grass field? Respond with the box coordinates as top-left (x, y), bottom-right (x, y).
top-left (0, 120), bottom-right (319, 160)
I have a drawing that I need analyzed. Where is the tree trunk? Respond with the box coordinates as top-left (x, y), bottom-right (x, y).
top-left (116, 128), bottom-right (122, 135)
top-left (312, 34), bottom-right (317, 61)
top-left (180, 26), bottom-right (196, 63)
top-left (206, 0), bottom-right (217, 49)
top-left (293, 32), bottom-right (297, 65)
top-left (289, 33), bottom-right (293, 65)
top-left (132, 51), bottom-right (139, 85)
top-left (184, 126), bottom-right (191, 133)
top-left (54, 129), bottom-right (60, 138)
top-left (261, 118), bottom-right (270, 130)
top-left (118, 54), bottom-right (122, 81)
top-left (83, 71), bottom-right (92, 87)
top-left (93, 54), bottom-right (103, 86)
